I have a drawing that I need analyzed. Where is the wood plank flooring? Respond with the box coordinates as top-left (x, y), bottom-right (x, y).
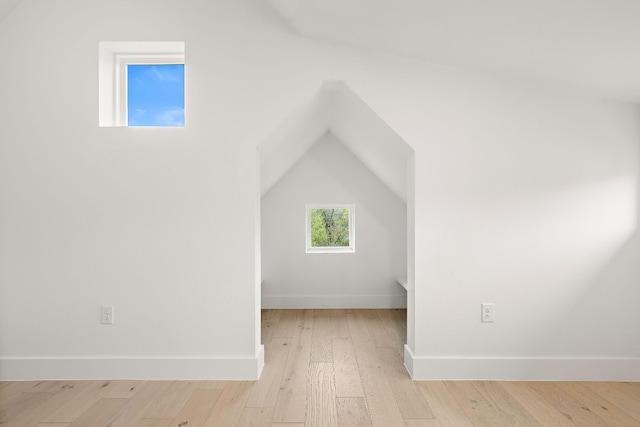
top-left (1, 309), bottom-right (640, 426)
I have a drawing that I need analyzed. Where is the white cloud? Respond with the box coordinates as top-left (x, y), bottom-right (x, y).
top-left (149, 65), bottom-right (181, 83)
top-left (156, 108), bottom-right (185, 126)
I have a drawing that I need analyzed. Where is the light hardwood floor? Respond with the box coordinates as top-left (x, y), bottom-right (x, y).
top-left (1, 309), bottom-right (639, 426)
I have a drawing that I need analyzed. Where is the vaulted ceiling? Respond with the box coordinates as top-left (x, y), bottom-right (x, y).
top-left (5, 0), bottom-right (638, 200)
top-left (4, 1), bottom-right (640, 103)
top-left (259, 81), bottom-right (412, 202)
top-left (268, 0), bottom-right (640, 104)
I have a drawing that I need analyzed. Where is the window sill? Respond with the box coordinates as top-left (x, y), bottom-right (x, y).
top-left (306, 247), bottom-right (355, 254)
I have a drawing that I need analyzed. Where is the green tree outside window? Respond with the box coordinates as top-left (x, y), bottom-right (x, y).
top-left (310, 208), bottom-right (350, 247)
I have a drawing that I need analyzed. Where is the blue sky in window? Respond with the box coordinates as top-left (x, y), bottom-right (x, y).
top-left (127, 64), bottom-right (185, 127)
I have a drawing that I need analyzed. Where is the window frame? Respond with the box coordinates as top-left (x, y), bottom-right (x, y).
top-left (305, 204), bottom-right (356, 254)
top-left (98, 41), bottom-right (185, 128)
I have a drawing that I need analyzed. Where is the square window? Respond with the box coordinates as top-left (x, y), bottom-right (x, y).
top-left (127, 64), bottom-right (185, 126)
top-left (306, 204), bottom-right (355, 253)
top-left (99, 42), bottom-right (185, 127)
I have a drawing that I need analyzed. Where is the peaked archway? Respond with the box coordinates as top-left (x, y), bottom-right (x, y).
top-left (257, 80), bottom-right (416, 377)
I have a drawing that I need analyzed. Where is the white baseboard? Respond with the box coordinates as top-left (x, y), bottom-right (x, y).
top-left (262, 294), bottom-right (407, 309)
top-left (0, 345), bottom-right (265, 381)
top-left (404, 345), bottom-right (640, 381)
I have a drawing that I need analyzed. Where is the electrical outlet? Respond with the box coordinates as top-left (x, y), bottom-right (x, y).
top-left (481, 303), bottom-right (494, 323)
top-left (101, 305), bottom-right (114, 325)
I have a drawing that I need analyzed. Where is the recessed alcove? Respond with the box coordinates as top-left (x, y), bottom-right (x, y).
top-left (258, 80), bottom-right (415, 348)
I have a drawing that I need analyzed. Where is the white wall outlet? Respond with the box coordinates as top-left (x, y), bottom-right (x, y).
top-left (101, 305), bottom-right (114, 324)
top-left (481, 303), bottom-right (494, 323)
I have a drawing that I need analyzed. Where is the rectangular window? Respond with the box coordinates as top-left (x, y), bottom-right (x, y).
top-left (127, 63), bottom-right (185, 126)
top-left (99, 42), bottom-right (185, 127)
top-left (306, 204), bottom-right (355, 253)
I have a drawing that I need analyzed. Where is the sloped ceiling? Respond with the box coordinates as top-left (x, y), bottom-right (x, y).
top-left (268, 0), bottom-right (640, 103)
top-left (4, 1), bottom-right (640, 102)
top-left (260, 81), bottom-right (412, 202)
top-left (0, 0), bottom-right (20, 23)
top-left (259, 89), bottom-right (331, 198)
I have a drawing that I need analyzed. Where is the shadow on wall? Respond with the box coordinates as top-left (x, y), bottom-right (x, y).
top-left (541, 171), bottom-right (640, 357)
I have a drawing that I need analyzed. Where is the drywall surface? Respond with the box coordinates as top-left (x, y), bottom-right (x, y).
top-left (261, 133), bottom-right (407, 308)
top-left (0, 0), bottom-right (638, 380)
top-left (0, 0), bottom-right (21, 24)
top-left (347, 67), bottom-right (640, 379)
top-left (327, 85), bottom-right (411, 203)
top-left (0, 0), bottom-right (283, 380)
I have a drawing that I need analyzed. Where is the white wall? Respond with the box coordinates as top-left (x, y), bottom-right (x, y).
top-left (0, 0), bottom-right (281, 380)
top-left (350, 68), bottom-right (640, 379)
top-left (261, 133), bottom-right (407, 308)
top-left (0, 0), bottom-right (638, 381)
